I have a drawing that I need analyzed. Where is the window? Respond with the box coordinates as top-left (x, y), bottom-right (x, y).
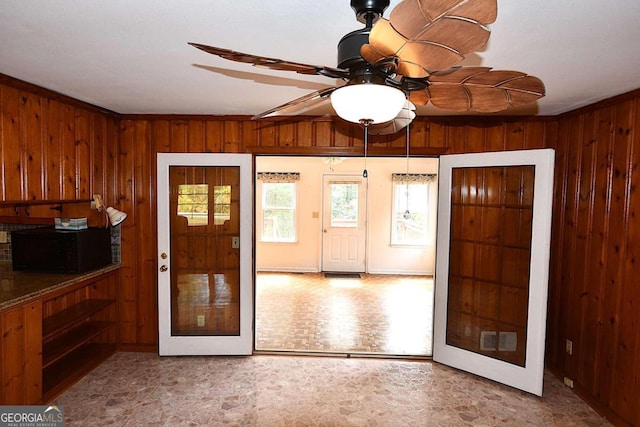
top-left (391, 181), bottom-right (430, 245)
top-left (330, 182), bottom-right (359, 228)
top-left (177, 184), bottom-right (231, 226)
top-left (177, 184), bottom-right (209, 226)
top-left (261, 182), bottom-right (297, 242)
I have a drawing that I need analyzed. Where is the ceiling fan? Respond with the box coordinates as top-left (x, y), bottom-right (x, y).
top-left (189, 0), bottom-right (545, 135)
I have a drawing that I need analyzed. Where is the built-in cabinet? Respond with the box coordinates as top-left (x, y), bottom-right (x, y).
top-left (0, 269), bottom-right (118, 404)
top-left (41, 271), bottom-right (118, 401)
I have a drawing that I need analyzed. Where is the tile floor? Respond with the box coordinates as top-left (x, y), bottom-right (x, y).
top-left (255, 272), bottom-right (433, 356)
top-left (55, 352), bottom-right (611, 426)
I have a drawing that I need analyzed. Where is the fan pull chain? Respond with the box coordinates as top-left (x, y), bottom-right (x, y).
top-left (360, 119), bottom-right (372, 178)
top-left (404, 123), bottom-right (411, 220)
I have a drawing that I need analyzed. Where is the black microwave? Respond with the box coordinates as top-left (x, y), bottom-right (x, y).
top-left (11, 227), bottom-right (112, 273)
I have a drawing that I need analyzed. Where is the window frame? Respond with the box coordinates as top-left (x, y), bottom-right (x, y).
top-left (260, 181), bottom-right (298, 243)
top-left (390, 180), bottom-right (431, 247)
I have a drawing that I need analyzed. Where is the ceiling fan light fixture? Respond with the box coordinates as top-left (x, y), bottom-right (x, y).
top-left (330, 84), bottom-right (406, 124)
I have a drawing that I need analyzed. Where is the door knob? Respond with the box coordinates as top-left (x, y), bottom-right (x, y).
top-left (160, 252), bottom-right (167, 259)
top-left (159, 265), bottom-right (168, 272)
top-left (323, 229), bottom-right (327, 233)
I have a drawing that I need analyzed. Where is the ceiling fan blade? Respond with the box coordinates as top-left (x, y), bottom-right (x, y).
top-left (368, 101), bottom-right (416, 135)
top-left (189, 43), bottom-right (349, 80)
top-left (411, 67), bottom-right (545, 112)
top-left (252, 87), bottom-right (337, 120)
top-left (363, 0), bottom-right (497, 77)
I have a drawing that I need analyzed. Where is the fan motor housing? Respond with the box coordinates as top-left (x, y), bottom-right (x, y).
top-left (337, 28), bottom-right (370, 70)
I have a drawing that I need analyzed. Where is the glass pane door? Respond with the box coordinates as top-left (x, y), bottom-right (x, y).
top-left (433, 149), bottom-right (554, 396)
top-left (157, 154), bottom-right (252, 355)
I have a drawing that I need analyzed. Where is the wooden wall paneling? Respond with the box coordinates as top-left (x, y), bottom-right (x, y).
top-left (523, 121), bottom-right (546, 149)
top-left (240, 120), bottom-right (259, 150)
top-left (74, 108), bottom-right (91, 199)
top-left (545, 117), bottom-right (568, 370)
top-left (334, 120), bottom-right (353, 148)
top-left (23, 91), bottom-right (43, 201)
top-left (152, 120), bottom-right (171, 153)
top-left (602, 100), bottom-right (635, 423)
top-left (278, 122), bottom-right (296, 149)
top-left (256, 121), bottom-right (276, 148)
top-left (206, 120), bottom-right (225, 153)
top-left (117, 119), bottom-right (140, 344)
top-left (561, 115), bottom-right (583, 384)
top-left (224, 121), bottom-right (241, 153)
top-left (60, 103), bottom-right (76, 200)
top-left (296, 121), bottom-right (314, 148)
top-left (135, 119), bottom-right (158, 345)
top-left (631, 99), bottom-right (640, 427)
top-left (187, 120), bottom-right (205, 152)
top-left (571, 110), bottom-right (597, 392)
top-left (484, 124), bottom-right (505, 154)
top-left (504, 121), bottom-right (525, 151)
top-left (45, 99), bottom-right (63, 200)
top-left (0, 301), bottom-right (42, 405)
top-left (465, 124), bottom-right (487, 153)
top-left (447, 123), bottom-right (468, 153)
top-left (170, 120), bottom-right (188, 152)
top-left (425, 120), bottom-right (447, 149)
top-left (581, 106), bottom-right (614, 402)
top-left (1, 85), bottom-right (24, 200)
top-left (315, 121), bottom-right (333, 148)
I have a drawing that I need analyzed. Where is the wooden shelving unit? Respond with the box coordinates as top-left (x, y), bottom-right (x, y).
top-left (41, 272), bottom-right (118, 402)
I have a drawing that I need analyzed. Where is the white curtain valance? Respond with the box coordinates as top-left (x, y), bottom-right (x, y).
top-left (257, 172), bottom-right (300, 182)
top-left (392, 173), bottom-right (436, 183)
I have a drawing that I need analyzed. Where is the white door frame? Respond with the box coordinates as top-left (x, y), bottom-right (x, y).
top-left (433, 149), bottom-right (555, 396)
top-left (157, 153), bottom-right (253, 356)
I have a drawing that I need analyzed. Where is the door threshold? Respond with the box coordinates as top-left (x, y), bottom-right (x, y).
top-left (253, 349), bottom-right (432, 361)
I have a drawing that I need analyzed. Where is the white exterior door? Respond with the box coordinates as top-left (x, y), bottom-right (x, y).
top-left (433, 149), bottom-right (555, 396)
top-left (321, 174), bottom-right (367, 273)
top-left (157, 153), bottom-right (253, 355)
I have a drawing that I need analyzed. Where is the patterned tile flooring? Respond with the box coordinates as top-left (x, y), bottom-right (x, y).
top-left (55, 352), bottom-right (611, 426)
top-left (255, 272), bottom-right (433, 356)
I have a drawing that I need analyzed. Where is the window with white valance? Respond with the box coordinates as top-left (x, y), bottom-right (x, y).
top-left (391, 173), bottom-right (436, 246)
top-left (258, 172), bottom-right (299, 242)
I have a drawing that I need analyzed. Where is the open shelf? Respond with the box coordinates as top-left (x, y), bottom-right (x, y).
top-left (42, 342), bottom-right (116, 401)
top-left (43, 299), bottom-right (114, 338)
top-left (43, 321), bottom-right (113, 368)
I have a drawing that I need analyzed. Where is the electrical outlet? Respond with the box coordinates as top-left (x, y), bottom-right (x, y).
top-left (566, 339), bottom-right (573, 355)
top-left (563, 377), bottom-right (574, 388)
top-left (197, 315), bottom-right (205, 327)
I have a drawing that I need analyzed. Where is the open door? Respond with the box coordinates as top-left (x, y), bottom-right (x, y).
top-left (433, 149), bottom-right (554, 396)
top-left (157, 153), bottom-right (253, 355)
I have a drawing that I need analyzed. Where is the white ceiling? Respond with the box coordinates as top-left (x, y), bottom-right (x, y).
top-left (1, 1), bottom-right (640, 118)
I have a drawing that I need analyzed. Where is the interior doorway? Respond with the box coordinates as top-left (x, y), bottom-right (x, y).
top-left (254, 155), bottom-right (438, 357)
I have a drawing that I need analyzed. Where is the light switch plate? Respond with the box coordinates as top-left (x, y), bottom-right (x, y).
top-left (232, 236), bottom-right (240, 249)
top-left (0, 231), bottom-right (7, 244)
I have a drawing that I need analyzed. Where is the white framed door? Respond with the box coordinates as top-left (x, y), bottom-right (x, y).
top-left (321, 174), bottom-right (367, 272)
top-left (157, 153), bottom-right (253, 356)
top-left (433, 149), bottom-right (554, 396)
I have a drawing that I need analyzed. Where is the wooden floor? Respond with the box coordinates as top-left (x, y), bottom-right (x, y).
top-left (255, 272), bottom-right (434, 356)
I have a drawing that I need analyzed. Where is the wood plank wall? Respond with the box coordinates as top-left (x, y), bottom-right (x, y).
top-left (0, 75), bottom-right (119, 224)
top-left (545, 90), bottom-right (640, 426)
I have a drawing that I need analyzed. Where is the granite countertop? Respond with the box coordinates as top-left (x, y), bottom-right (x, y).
top-left (0, 261), bottom-right (121, 311)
